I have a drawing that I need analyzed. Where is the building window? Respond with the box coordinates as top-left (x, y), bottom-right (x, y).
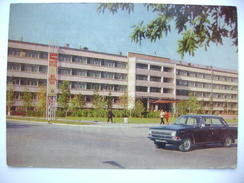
top-left (163, 88), bottom-right (173, 93)
top-left (39, 52), bottom-right (48, 59)
top-left (21, 64), bottom-right (38, 72)
top-left (136, 63), bottom-right (148, 69)
top-left (58, 68), bottom-right (71, 75)
top-left (114, 85), bottom-right (127, 92)
top-left (20, 79), bottom-right (38, 86)
top-left (87, 83), bottom-right (100, 90)
top-left (177, 80), bottom-right (188, 86)
top-left (72, 69), bottom-right (86, 76)
top-left (189, 72), bottom-right (196, 77)
top-left (177, 70), bottom-right (188, 76)
top-left (8, 63), bottom-right (21, 71)
top-left (73, 56), bottom-right (86, 64)
top-left (87, 58), bottom-right (101, 65)
top-left (8, 48), bottom-right (21, 56)
top-left (39, 66), bottom-right (47, 73)
top-left (150, 76), bottom-right (161, 82)
top-left (25, 50), bottom-right (39, 58)
top-left (163, 67), bottom-right (174, 72)
top-left (59, 54), bottom-right (72, 62)
top-left (71, 82), bottom-right (86, 89)
top-left (115, 61), bottom-right (127, 68)
top-left (176, 90), bottom-right (189, 96)
top-left (150, 87), bottom-right (161, 93)
top-left (102, 60), bottom-right (115, 67)
top-left (136, 86), bottom-right (148, 92)
top-left (87, 70), bottom-right (101, 78)
top-left (150, 65), bottom-right (161, 71)
top-left (102, 72), bottom-right (114, 79)
top-left (136, 75), bottom-right (148, 81)
top-left (115, 73), bottom-right (127, 80)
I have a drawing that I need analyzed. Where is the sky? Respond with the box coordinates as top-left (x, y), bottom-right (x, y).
top-left (8, 3), bottom-right (238, 70)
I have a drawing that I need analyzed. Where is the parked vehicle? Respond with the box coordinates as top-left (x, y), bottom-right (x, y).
top-left (148, 115), bottom-right (237, 152)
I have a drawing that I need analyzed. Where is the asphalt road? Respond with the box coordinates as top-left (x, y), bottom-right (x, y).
top-left (7, 120), bottom-right (237, 169)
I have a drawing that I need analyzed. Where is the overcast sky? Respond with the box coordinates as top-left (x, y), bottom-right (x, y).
top-left (8, 3), bottom-right (238, 70)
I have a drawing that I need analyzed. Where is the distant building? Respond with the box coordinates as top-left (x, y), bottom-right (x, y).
top-left (7, 40), bottom-right (238, 115)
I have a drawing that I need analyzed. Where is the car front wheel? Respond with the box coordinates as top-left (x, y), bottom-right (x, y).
top-left (179, 137), bottom-right (192, 152)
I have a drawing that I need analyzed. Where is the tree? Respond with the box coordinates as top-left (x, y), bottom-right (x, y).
top-left (92, 88), bottom-right (106, 110)
top-left (37, 85), bottom-right (46, 117)
top-left (106, 91), bottom-right (113, 109)
top-left (176, 100), bottom-right (187, 116)
top-left (176, 93), bottom-right (204, 116)
top-left (21, 86), bottom-right (33, 115)
top-left (134, 99), bottom-right (145, 118)
top-left (58, 81), bottom-right (71, 118)
top-left (186, 92), bottom-right (200, 114)
top-left (97, 3), bottom-right (237, 58)
top-left (6, 84), bottom-right (15, 116)
top-left (117, 91), bottom-right (130, 110)
top-left (69, 94), bottom-right (86, 112)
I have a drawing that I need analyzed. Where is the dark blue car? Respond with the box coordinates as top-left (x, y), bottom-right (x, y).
top-left (148, 115), bottom-right (238, 152)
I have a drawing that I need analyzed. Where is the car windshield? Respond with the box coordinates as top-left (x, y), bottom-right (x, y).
top-left (174, 116), bottom-right (199, 126)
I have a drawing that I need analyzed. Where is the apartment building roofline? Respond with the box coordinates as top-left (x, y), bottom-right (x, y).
top-left (171, 59), bottom-right (237, 74)
top-left (128, 52), bottom-right (170, 63)
top-left (8, 39), bottom-right (127, 59)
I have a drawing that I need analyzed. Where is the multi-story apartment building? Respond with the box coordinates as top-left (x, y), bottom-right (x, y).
top-left (7, 40), bottom-right (238, 115)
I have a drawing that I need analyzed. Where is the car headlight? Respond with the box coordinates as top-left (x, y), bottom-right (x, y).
top-left (148, 130), bottom-right (152, 136)
top-left (171, 131), bottom-right (176, 136)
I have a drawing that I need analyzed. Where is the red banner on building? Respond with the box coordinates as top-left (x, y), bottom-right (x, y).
top-left (47, 52), bottom-right (58, 96)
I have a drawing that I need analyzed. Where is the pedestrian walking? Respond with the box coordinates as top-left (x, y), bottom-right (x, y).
top-left (107, 109), bottom-right (113, 123)
top-left (159, 110), bottom-right (165, 125)
top-left (164, 111), bottom-right (170, 125)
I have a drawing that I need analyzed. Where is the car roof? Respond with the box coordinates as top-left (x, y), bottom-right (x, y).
top-left (180, 114), bottom-right (223, 118)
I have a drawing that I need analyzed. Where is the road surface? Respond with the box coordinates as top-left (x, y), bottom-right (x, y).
top-left (7, 120), bottom-right (237, 169)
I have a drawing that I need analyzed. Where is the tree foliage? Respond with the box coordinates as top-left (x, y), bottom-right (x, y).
top-left (92, 88), bottom-right (106, 110)
top-left (69, 94), bottom-right (86, 112)
top-left (106, 91), bottom-right (113, 109)
top-left (37, 85), bottom-right (46, 117)
top-left (134, 99), bottom-right (145, 118)
top-left (21, 86), bottom-right (33, 114)
top-left (6, 84), bottom-right (15, 115)
top-left (58, 81), bottom-right (71, 117)
top-left (176, 92), bottom-right (204, 116)
top-left (97, 3), bottom-right (237, 58)
top-left (117, 91), bottom-right (132, 110)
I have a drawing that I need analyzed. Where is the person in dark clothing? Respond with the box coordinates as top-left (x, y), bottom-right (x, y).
top-left (107, 109), bottom-right (113, 123)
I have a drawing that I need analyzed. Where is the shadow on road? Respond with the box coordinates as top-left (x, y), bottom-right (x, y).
top-left (102, 161), bottom-right (125, 169)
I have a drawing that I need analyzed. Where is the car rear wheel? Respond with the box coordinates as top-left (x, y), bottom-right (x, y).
top-left (179, 137), bottom-right (192, 152)
top-left (222, 135), bottom-right (232, 147)
top-left (154, 141), bottom-right (166, 149)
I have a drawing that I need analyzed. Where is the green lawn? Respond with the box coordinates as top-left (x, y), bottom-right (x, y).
top-left (7, 116), bottom-right (238, 125)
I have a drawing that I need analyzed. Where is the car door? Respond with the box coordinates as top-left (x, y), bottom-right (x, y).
top-left (210, 118), bottom-right (226, 142)
top-left (194, 118), bottom-right (214, 143)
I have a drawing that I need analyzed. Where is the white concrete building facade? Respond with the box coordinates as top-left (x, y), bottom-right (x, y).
top-left (7, 40), bottom-right (238, 115)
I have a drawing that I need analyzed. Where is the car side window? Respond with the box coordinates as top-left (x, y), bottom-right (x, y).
top-left (187, 117), bottom-right (197, 125)
top-left (211, 118), bottom-right (224, 127)
top-left (205, 118), bottom-right (211, 127)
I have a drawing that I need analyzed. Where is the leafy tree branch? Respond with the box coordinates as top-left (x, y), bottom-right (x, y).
top-left (97, 3), bottom-right (237, 59)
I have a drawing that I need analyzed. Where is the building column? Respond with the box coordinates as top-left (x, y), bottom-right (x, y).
top-left (127, 57), bottom-right (136, 109)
